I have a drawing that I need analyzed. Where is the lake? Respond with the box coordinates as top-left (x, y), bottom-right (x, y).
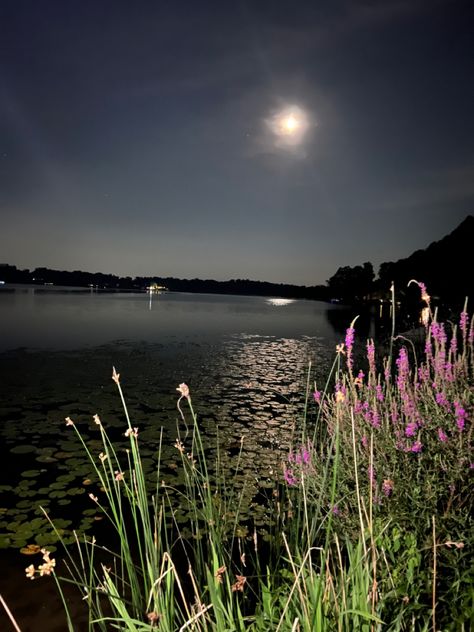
top-left (0, 287), bottom-right (355, 552)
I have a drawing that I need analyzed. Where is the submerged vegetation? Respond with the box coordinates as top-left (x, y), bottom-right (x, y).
top-left (2, 283), bottom-right (474, 630)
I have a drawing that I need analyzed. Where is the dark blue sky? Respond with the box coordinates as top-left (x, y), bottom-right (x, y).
top-left (1, 0), bottom-right (472, 285)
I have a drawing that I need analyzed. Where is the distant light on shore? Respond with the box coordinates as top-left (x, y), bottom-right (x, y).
top-left (267, 298), bottom-right (294, 306)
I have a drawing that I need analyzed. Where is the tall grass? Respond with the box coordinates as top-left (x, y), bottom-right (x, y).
top-left (20, 283), bottom-right (473, 631)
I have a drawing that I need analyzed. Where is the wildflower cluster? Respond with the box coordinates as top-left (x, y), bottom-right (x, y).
top-left (305, 283), bottom-right (473, 524)
top-left (25, 549), bottom-right (56, 580)
top-left (283, 442), bottom-right (314, 486)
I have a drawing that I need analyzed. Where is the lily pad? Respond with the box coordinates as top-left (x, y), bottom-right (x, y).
top-left (49, 490), bottom-right (67, 499)
top-left (0, 534), bottom-right (12, 549)
top-left (10, 445), bottom-right (37, 454)
top-left (16, 500), bottom-right (34, 510)
top-left (56, 474), bottom-right (76, 482)
top-left (35, 455), bottom-right (58, 463)
top-left (67, 487), bottom-right (85, 496)
top-left (21, 470), bottom-right (41, 478)
top-left (51, 518), bottom-right (73, 529)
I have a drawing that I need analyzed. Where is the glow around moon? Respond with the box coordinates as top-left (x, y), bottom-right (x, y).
top-left (267, 105), bottom-right (310, 148)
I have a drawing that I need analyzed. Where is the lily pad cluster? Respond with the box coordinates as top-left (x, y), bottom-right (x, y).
top-left (0, 335), bottom-right (332, 550)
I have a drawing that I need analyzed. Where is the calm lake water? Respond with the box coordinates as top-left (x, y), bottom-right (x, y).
top-left (0, 286), bottom-right (355, 553)
top-left (0, 285), bottom-right (348, 351)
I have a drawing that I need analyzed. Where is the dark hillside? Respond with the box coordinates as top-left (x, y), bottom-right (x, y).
top-left (378, 215), bottom-right (474, 305)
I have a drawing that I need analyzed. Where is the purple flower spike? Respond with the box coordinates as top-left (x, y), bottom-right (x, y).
top-left (435, 391), bottom-right (450, 409)
top-left (345, 328), bottom-right (355, 369)
top-left (302, 446), bottom-right (311, 464)
top-left (376, 384), bottom-right (384, 402)
top-left (345, 316), bottom-right (359, 371)
top-left (454, 401), bottom-right (467, 432)
top-left (283, 467), bottom-right (299, 486)
top-left (396, 347), bottom-right (409, 391)
top-left (438, 428), bottom-right (448, 442)
top-left (460, 311), bottom-right (469, 336)
top-left (367, 339), bottom-right (375, 374)
top-left (411, 441), bottom-right (423, 453)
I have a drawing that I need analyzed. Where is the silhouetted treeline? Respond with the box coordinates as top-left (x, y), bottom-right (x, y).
top-left (326, 215), bottom-right (473, 308)
top-left (1, 215), bottom-right (472, 305)
top-left (0, 264), bottom-right (329, 300)
top-left (138, 277), bottom-right (330, 299)
top-left (376, 215), bottom-right (474, 308)
top-left (327, 262), bottom-right (374, 303)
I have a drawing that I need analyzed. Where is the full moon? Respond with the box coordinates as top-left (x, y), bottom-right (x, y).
top-left (267, 105), bottom-right (310, 148)
top-left (281, 114), bottom-right (299, 134)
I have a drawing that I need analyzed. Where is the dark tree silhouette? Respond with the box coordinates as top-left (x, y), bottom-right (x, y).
top-left (327, 261), bottom-right (374, 302)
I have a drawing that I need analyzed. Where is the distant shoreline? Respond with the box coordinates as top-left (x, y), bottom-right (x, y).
top-left (0, 277), bottom-right (330, 301)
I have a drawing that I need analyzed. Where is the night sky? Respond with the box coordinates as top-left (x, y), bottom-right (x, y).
top-left (1, 0), bottom-right (473, 285)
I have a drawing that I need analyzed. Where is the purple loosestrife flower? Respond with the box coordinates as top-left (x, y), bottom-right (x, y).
top-left (371, 409), bottom-right (381, 428)
top-left (436, 391), bottom-right (451, 410)
top-left (287, 444), bottom-right (313, 479)
top-left (354, 401), bottom-right (364, 414)
top-left (376, 384), bottom-right (384, 402)
top-left (345, 326), bottom-right (355, 350)
top-left (418, 366), bottom-right (430, 383)
top-left (424, 338), bottom-right (433, 360)
top-left (408, 279), bottom-right (431, 305)
top-left (405, 422), bottom-right (418, 437)
top-left (313, 390), bottom-right (321, 404)
top-left (419, 282), bottom-right (430, 304)
top-left (364, 408), bottom-right (381, 428)
top-left (345, 328), bottom-right (355, 370)
top-left (283, 467), bottom-right (298, 486)
top-left (295, 452), bottom-right (306, 465)
top-left (396, 347), bottom-right (409, 391)
top-left (449, 335), bottom-right (457, 356)
top-left (390, 406), bottom-right (399, 424)
top-left (354, 370), bottom-right (365, 387)
top-left (344, 316), bottom-right (359, 371)
top-left (438, 428), bottom-right (448, 442)
top-left (431, 322), bottom-right (447, 346)
top-left (454, 401), bottom-right (467, 431)
top-left (301, 446), bottom-right (311, 464)
top-left (411, 441), bottom-right (423, 453)
top-left (361, 435), bottom-right (368, 448)
top-left (402, 393), bottom-right (418, 423)
top-left (444, 362), bottom-right (454, 382)
top-left (408, 279), bottom-right (430, 305)
top-left (460, 311), bottom-right (469, 337)
top-left (367, 339), bottom-right (376, 374)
